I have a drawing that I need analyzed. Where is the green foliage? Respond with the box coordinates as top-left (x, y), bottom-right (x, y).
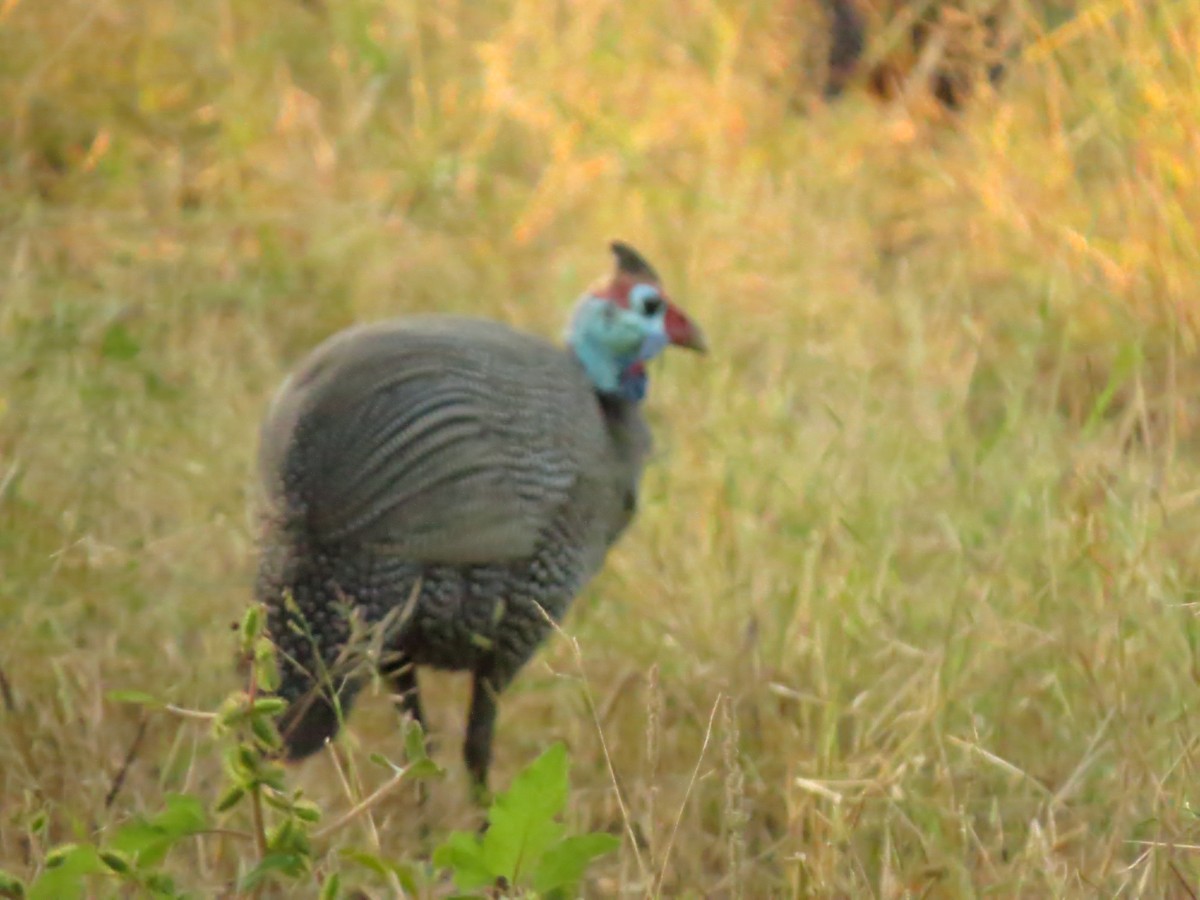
top-left (435, 743), bottom-right (620, 898)
top-left (4, 607), bottom-right (451, 898)
top-left (18, 796), bottom-right (208, 899)
top-left (6, 685), bottom-right (607, 899)
top-left (99, 322), bottom-right (141, 362)
top-left (217, 606), bottom-right (323, 892)
top-left (27, 845), bottom-right (106, 900)
top-left (107, 795), bottom-right (208, 869)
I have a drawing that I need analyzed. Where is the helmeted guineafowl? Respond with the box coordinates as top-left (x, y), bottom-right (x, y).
top-left (254, 241), bottom-right (706, 793)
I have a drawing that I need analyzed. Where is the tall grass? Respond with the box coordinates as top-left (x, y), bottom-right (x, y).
top-left (3, 0), bottom-right (1200, 893)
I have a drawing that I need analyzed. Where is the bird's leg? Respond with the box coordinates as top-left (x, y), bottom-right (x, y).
top-left (386, 656), bottom-right (436, 818)
top-left (465, 669), bottom-right (500, 807)
top-left (388, 657), bottom-right (426, 733)
top-left (389, 658), bottom-right (434, 766)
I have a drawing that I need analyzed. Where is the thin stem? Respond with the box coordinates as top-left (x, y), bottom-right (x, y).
top-left (312, 770), bottom-right (408, 841)
top-left (248, 783), bottom-right (268, 900)
top-left (654, 693), bottom-right (722, 896)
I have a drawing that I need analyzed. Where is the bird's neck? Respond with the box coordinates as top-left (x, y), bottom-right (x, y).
top-left (571, 338), bottom-right (647, 402)
top-left (615, 362), bottom-right (647, 402)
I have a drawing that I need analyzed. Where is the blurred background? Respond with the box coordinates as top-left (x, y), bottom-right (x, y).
top-left (3, 0), bottom-right (1200, 894)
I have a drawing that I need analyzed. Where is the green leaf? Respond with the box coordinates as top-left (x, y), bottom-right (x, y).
top-left (1084, 340), bottom-right (1141, 433)
top-left (98, 850), bottom-right (132, 876)
top-left (254, 638), bottom-right (280, 692)
top-left (105, 690), bottom-right (161, 707)
top-left (215, 785), bottom-right (246, 813)
top-left (341, 852), bottom-right (426, 895)
top-left (404, 720), bottom-right (428, 762)
top-left (110, 794), bottom-right (208, 867)
top-left (292, 799), bottom-right (321, 823)
top-left (340, 851), bottom-right (391, 878)
top-left (0, 868), bottom-right (26, 898)
top-left (240, 606), bottom-right (261, 646)
top-left (481, 742), bottom-right (569, 884)
top-left (41, 845), bottom-right (103, 872)
top-left (533, 833), bottom-right (621, 894)
top-left (389, 860), bottom-right (425, 896)
top-left (100, 322), bottom-right (141, 361)
top-left (110, 821), bottom-right (167, 861)
top-left (261, 791), bottom-right (293, 813)
top-left (251, 697), bottom-right (287, 716)
top-left (257, 762), bottom-right (288, 793)
top-left (433, 831), bottom-right (494, 891)
top-left (405, 758), bottom-right (445, 781)
top-left (28, 845), bottom-right (106, 900)
top-left (318, 872), bottom-right (341, 900)
top-left (142, 871), bottom-right (177, 896)
top-left (153, 794), bottom-right (209, 836)
top-left (235, 745), bottom-right (263, 780)
top-left (111, 830), bottom-right (175, 868)
top-left (27, 869), bottom-right (85, 900)
top-left (238, 853), bottom-right (308, 890)
top-left (214, 694), bottom-right (251, 732)
top-left (267, 818), bottom-right (310, 858)
top-left (250, 715), bottom-right (282, 751)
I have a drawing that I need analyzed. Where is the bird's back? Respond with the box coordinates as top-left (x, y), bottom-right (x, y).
top-left (258, 315), bottom-right (649, 570)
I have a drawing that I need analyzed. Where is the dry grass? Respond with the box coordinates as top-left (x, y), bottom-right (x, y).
top-left (4, 0), bottom-right (1200, 894)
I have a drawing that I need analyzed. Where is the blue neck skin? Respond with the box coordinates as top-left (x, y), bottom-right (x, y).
top-left (572, 331), bottom-right (666, 403)
top-left (618, 365), bottom-right (648, 402)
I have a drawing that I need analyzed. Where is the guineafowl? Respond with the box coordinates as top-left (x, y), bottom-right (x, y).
top-left (254, 241), bottom-right (705, 793)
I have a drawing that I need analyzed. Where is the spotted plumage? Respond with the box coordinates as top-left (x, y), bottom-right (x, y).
top-left (254, 242), bottom-right (705, 791)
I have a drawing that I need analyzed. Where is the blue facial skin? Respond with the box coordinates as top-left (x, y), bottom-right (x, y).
top-left (568, 286), bottom-right (671, 402)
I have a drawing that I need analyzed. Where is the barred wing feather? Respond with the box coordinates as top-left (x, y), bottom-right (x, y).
top-left (259, 318), bottom-right (597, 565)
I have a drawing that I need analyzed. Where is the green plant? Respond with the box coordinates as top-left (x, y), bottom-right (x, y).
top-left (0, 607), bottom-right (619, 899)
top-left (434, 743), bottom-right (620, 899)
top-left (0, 606), bottom-right (445, 898)
top-left (208, 604), bottom-right (326, 892)
top-left (0, 793), bottom-right (209, 899)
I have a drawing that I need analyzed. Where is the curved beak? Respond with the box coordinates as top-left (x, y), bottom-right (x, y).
top-left (664, 302), bottom-right (708, 354)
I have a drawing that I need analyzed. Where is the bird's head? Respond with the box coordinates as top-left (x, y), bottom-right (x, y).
top-left (568, 241), bottom-right (707, 401)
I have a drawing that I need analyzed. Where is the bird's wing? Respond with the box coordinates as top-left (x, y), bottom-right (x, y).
top-left (259, 318), bottom-right (604, 564)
